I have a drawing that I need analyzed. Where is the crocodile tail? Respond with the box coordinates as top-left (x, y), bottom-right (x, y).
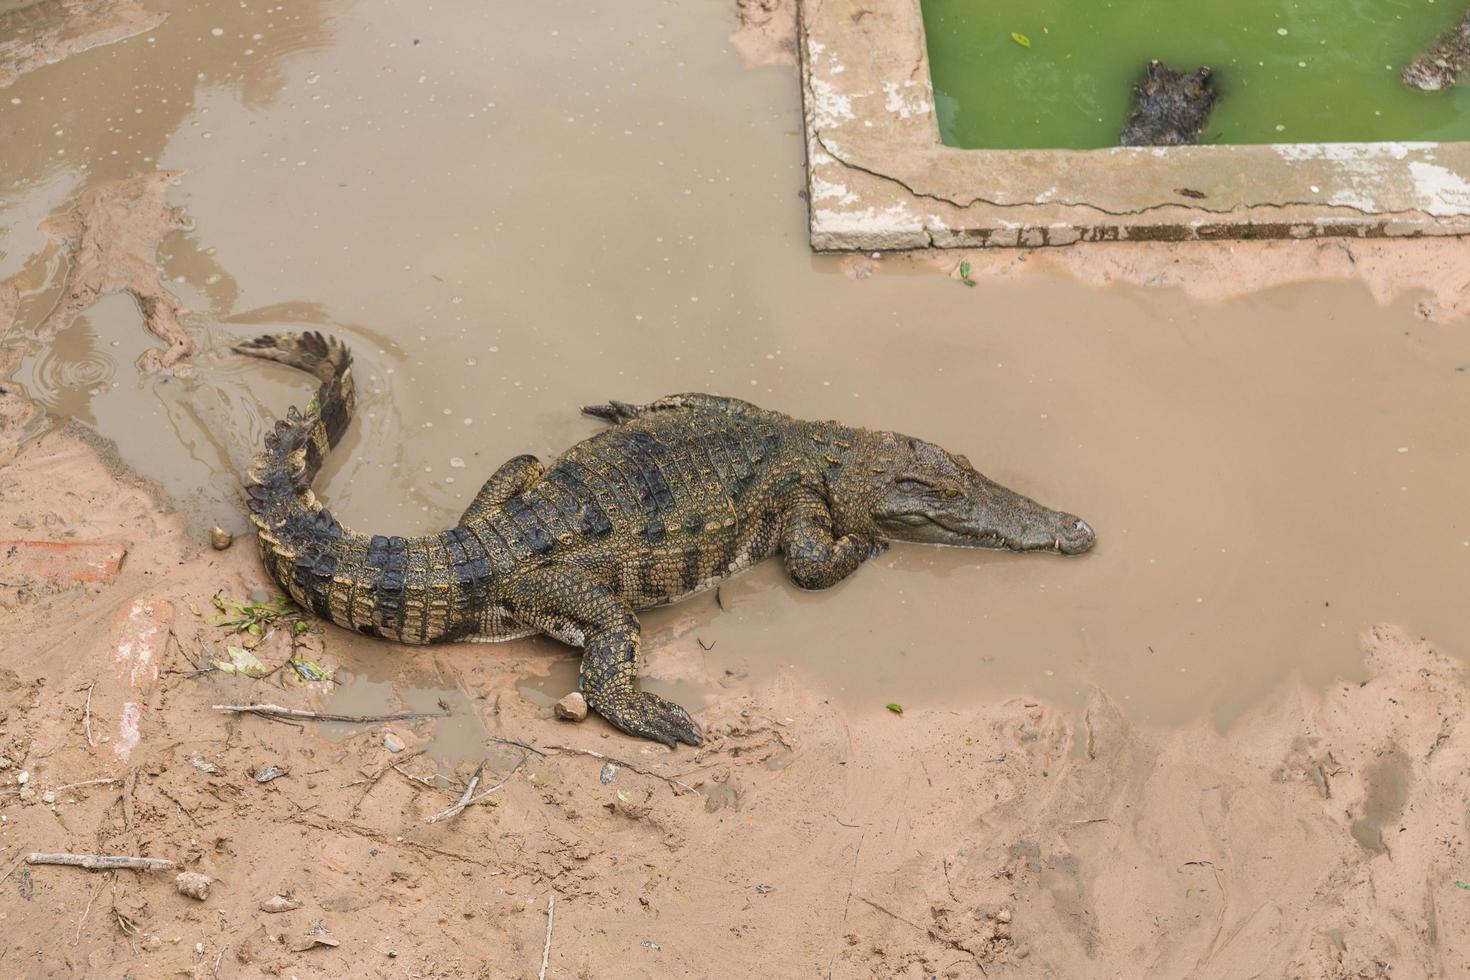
top-left (237, 331), bottom-right (354, 500)
top-left (236, 332), bottom-right (359, 618)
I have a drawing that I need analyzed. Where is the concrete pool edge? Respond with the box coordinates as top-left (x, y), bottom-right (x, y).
top-left (798, 0), bottom-right (1470, 250)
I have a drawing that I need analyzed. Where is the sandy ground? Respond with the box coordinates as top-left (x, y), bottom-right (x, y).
top-left (0, 424), bottom-right (1466, 979)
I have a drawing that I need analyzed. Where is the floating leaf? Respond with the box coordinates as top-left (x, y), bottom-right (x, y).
top-left (886, 703), bottom-right (904, 715)
top-left (211, 645), bottom-right (269, 678)
top-left (1011, 32), bottom-right (1031, 48)
top-left (289, 658), bottom-right (331, 683)
top-left (959, 260), bottom-right (971, 278)
top-left (1457, 881), bottom-right (1470, 891)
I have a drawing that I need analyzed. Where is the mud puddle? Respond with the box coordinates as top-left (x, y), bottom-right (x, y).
top-left (3, 0), bottom-right (1470, 734)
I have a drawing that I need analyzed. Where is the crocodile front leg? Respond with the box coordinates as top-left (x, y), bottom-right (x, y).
top-left (501, 564), bottom-right (702, 748)
top-left (459, 454), bottom-right (544, 524)
top-left (780, 486), bottom-right (885, 590)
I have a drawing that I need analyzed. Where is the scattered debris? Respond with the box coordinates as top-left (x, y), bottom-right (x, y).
top-left (175, 871), bottom-right (211, 900)
top-left (885, 703), bottom-right (904, 715)
top-left (25, 852), bottom-right (172, 871)
top-left (599, 762), bottom-right (621, 784)
top-left (209, 526), bottom-right (233, 550)
top-left (383, 732), bottom-right (405, 753)
top-left (640, 940), bottom-right (662, 951)
top-left (554, 691), bottom-right (588, 722)
top-left (259, 894), bottom-right (303, 913)
top-left (186, 755), bottom-right (220, 775)
top-left (254, 765), bottom-right (288, 784)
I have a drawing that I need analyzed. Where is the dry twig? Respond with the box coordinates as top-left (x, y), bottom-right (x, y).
top-left (83, 682), bottom-right (95, 750)
top-left (213, 703), bottom-right (444, 724)
top-left (26, 852), bottom-right (172, 871)
top-left (538, 894), bottom-right (556, 980)
top-left (544, 744), bottom-right (697, 794)
top-left (425, 762), bottom-right (514, 823)
top-left (54, 777), bottom-right (123, 794)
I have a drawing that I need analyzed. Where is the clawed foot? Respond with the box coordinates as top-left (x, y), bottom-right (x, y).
top-left (866, 536), bottom-right (891, 559)
top-left (588, 690), bottom-right (703, 749)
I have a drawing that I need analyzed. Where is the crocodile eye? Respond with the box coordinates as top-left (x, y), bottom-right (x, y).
top-left (941, 487), bottom-right (961, 499)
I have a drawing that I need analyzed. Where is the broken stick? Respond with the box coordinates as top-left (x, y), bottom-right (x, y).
top-left (212, 703), bottom-right (444, 724)
top-left (538, 894), bottom-right (555, 980)
top-left (425, 762), bottom-right (512, 823)
top-left (26, 852), bottom-right (173, 871)
top-left (544, 744), bottom-right (697, 795)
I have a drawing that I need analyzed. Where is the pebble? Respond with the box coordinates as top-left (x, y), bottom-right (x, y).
top-left (996, 908), bottom-right (1012, 923)
top-left (259, 894), bottom-right (303, 913)
top-left (255, 765), bottom-right (288, 783)
top-left (383, 732), bottom-right (405, 753)
top-left (210, 526), bottom-right (234, 550)
top-left (41, 790), bottom-right (55, 804)
top-left (16, 770), bottom-right (28, 785)
top-left (555, 691), bottom-right (588, 722)
top-left (176, 871), bottom-right (211, 901)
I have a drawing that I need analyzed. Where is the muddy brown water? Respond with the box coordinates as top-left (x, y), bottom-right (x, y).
top-left (4, 0), bottom-right (1470, 736)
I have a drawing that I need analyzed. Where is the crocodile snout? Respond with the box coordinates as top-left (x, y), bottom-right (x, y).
top-left (1056, 517), bottom-right (1095, 555)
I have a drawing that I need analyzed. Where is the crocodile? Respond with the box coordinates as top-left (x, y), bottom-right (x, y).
top-left (237, 332), bottom-right (1096, 747)
top-left (1120, 60), bottom-right (1217, 146)
top-left (1403, 5), bottom-right (1470, 91)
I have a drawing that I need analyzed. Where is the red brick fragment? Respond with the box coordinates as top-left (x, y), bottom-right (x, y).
top-left (0, 539), bottom-right (129, 584)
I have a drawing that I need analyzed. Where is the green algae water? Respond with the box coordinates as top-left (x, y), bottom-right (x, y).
top-left (922, 0), bottom-right (1470, 148)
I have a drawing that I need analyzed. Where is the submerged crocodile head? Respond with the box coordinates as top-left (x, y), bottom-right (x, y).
top-left (829, 430), bottom-right (1095, 555)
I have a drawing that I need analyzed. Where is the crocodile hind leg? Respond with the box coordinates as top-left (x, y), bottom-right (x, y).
top-left (458, 454), bottom-right (544, 524)
top-left (581, 392), bottom-right (764, 424)
top-left (500, 565), bottom-right (702, 748)
top-left (780, 486), bottom-right (886, 590)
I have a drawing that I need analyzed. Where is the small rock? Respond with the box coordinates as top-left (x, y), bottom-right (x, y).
top-left (0, 756), bottom-right (10, 770)
top-left (383, 732), bottom-right (405, 753)
top-left (259, 894), bottom-right (302, 913)
top-left (187, 755), bottom-right (220, 775)
top-left (598, 761), bottom-right (621, 784)
top-left (16, 770), bottom-right (28, 785)
top-left (17, 786), bottom-right (34, 803)
top-left (175, 871), bottom-right (211, 901)
top-left (41, 790), bottom-right (55, 804)
top-left (289, 925), bottom-right (339, 952)
top-left (554, 692), bottom-right (588, 722)
top-left (996, 908), bottom-right (1012, 924)
top-left (255, 765), bottom-right (288, 783)
top-left (209, 526), bottom-right (233, 550)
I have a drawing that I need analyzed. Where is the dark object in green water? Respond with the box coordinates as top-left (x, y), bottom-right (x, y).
top-left (1120, 60), bottom-right (1218, 146)
top-left (1403, 6), bottom-right (1470, 92)
top-left (236, 333), bottom-right (1095, 748)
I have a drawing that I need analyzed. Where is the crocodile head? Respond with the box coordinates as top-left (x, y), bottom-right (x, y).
top-left (831, 431), bottom-right (1095, 555)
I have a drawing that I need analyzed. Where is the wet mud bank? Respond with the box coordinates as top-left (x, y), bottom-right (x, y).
top-left (3, 425), bottom-right (1469, 977)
